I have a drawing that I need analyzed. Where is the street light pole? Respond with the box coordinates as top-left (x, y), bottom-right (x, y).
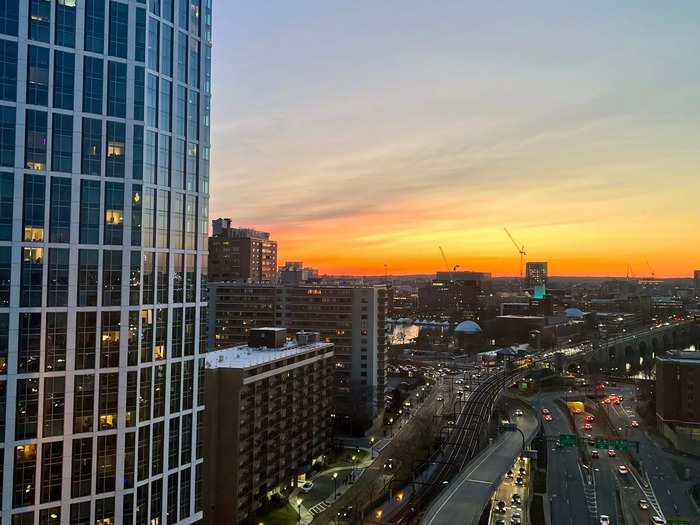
top-left (332, 471), bottom-right (338, 499)
top-left (296, 498), bottom-right (302, 525)
top-left (370, 437), bottom-right (375, 459)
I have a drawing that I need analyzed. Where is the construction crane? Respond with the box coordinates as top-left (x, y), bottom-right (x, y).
top-left (626, 264), bottom-right (636, 280)
top-left (504, 227), bottom-right (526, 291)
top-left (645, 260), bottom-right (656, 280)
top-left (439, 246), bottom-right (450, 272)
top-left (453, 264), bottom-right (460, 271)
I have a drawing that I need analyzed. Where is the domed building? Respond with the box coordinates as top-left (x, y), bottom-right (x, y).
top-left (564, 308), bottom-right (585, 319)
top-left (454, 320), bottom-right (485, 354)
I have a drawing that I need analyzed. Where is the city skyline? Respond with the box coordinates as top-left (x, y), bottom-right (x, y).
top-left (210, 1), bottom-right (700, 277)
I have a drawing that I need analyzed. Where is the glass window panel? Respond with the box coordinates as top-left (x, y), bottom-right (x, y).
top-left (107, 61), bottom-right (127, 118)
top-left (106, 120), bottom-right (126, 177)
top-left (49, 176), bottom-right (71, 242)
top-left (81, 117), bottom-right (102, 175)
top-left (13, 444), bottom-right (37, 508)
top-left (42, 377), bottom-right (65, 437)
top-left (55, 0), bottom-right (76, 47)
top-left (0, 39), bottom-right (17, 101)
top-left (159, 79), bottom-right (171, 131)
top-left (0, 105), bottom-right (15, 166)
top-left (146, 73), bottom-right (158, 128)
top-left (102, 250), bottom-right (122, 307)
top-left (85, 0), bottom-right (105, 53)
top-left (83, 56), bottom-right (104, 114)
top-left (104, 181), bottom-right (124, 244)
top-left (0, 247), bottom-right (10, 306)
top-left (135, 8), bottom-right (146, 62)
top-left (71, 438), bottom-right (92, 498)
top-left (23, 173), bottom-right (45, 241)
top-left (47, 248), bottom-right (69, 306)
top-left (51, 113), bottom-right (73, 173)
top-left (27, 45), bottom-right (49, 106)
top-left (176, 32), bottom-right (187, 83)
top-left (98, 373), bottom-right (119, 430)
top-left (79, 179), bottom-right (101, 244)
top-left (15, 379), bottom-right (39, 440)
top-left (0, 0), bottom-right (19, 36)
top-left (188, 37), bottom-right (199, 88)
top-left (148, 17), bottom-right (159, 70)
top-left (108, 0), bottom-right (128, 58)
top-left (40, 441), bottom-right (63, 503)
top-left (53, 50), bottom-right (74, 110)
top-left (29, 0), bottom-right (51, 43)
top-left (25, 109), bottom-right (47, 170)
top-left (162, 24), bottom-right (173, 77)
top-left (134, 66), bottom-right (145, 121)
top-left (20, 247), bottom-right (43, 307)
top-left (133, 124), bottom-right (144, 180)
top-left (45, 311), bottom-right (67, 372)
top-left (73, 375), bottom-right (95, 434)
top-left (77, 250), bottom-right (99, 307)
top-left (18, 312), bottom-right (41, 373)
top-left (131, 185), bottom-right (143, 246)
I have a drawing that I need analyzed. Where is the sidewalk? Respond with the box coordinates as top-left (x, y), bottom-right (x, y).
top-left (289, 448), bottom-right (376, 524)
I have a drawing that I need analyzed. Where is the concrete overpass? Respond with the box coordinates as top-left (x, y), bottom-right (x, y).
top-left (550, 319), bottom-right (699, 373)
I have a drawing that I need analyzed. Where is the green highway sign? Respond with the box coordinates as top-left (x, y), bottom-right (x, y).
top-left (612, 439), bottom-right (628, 451)
top-left (594, 437), bottom-right (609, 449)
top-left (666, 518), bottom-right (691, 525)
top-left (559, 434), bottom-right (577, 447)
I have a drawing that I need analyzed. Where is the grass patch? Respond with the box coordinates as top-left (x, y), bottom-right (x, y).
top-left (324, 448), bottom-right (369, 468)
top-left (256, 504), bottom-right (299, 525)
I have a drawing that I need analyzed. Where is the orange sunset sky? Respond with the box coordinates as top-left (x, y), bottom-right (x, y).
top-left (209, 2), bottom-right (700, 278)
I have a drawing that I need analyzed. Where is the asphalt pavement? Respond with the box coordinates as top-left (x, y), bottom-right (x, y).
top-left (528, 393), bottom-right (592, 525)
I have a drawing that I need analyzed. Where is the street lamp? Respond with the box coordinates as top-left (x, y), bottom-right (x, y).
top-left (296, 497), bottom-right (302, 525)
top-left (389, 417), bottom-right (394, 438)
top-left (351, 455), bottom-right (357, 480)
top-left (332, 471), bottom-right (338, 499)
top-left (370, 437), bottom-right (375, 458)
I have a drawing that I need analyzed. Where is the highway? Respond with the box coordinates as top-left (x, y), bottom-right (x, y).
top-left (421, 398), bottom-right (539, 525)
top-left (602, 384), bottom-right (700, 523)
top-left (487, 456), bottom-right (531, 525)
top-left (527, 393), bottom-right (591, 525)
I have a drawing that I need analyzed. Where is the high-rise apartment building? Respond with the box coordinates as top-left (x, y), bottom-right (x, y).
top-left (525, 261), bottom-right (548, 289)
top-left (209, 220), bottom-right (277, 282)
top-left (203, 329), bottom-right (334, 525)
top-left (208, 282), bottom-right (389, 430)
top-left (0, 1), bottom-right (211, 523)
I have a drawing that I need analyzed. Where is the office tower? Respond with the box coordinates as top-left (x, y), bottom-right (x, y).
top-left (695, 270), bottom-right (700, 295)
top-left (0, 1), bottom-right (211, 523)
top-left (203, 329), bottom-right (334, 524)
top-left (525, 261), bottom-right (548, 289)
top-left (418, 271), bottom-right (492, 320)
top-left (209, 221), bottom-right (277, 282)
top-left (208, 282), bottom-right (388, 430)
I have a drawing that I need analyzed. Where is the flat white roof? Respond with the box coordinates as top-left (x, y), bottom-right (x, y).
top-left (205, 341), bottom-right (333, 370)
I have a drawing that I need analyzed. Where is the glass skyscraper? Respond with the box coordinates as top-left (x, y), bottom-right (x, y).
top-left (0, 0), bottom-right (211, 523)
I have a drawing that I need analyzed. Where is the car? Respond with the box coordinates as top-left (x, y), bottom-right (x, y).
top-left (638, 499), bottom-right (650, 510)
top-left (519, 467), bottom-right (526, 476)
top-left (650, 517), bottom-right (665, 524)
top-left (608, 449), bottom-right (616, 457)
top-left (514, 409), bottom-right (523, 417)
top-left (617, 395), bottom-right (624, 401)
top-left (631, 421), bottom-right (639, 428)
top-left (515, 476), bottom-right (524, 486)
top-left (436, 396), bottom-right (443, 402)
top-left (585, 415), bottom-right (595, 422)
top-left (337, 506), bottom-right (353, 521)
top-left (555, 440), bottom-right (561, 448)
top-left (541, 408), bottom-right (550, 415)
top-left (496, 500), bottom-right (507, 513)
top-left (614, 398), bottom-right (621, 405)
top-left (511, 493), bottom-right (521, 505)
top-left (506, 470), bottom-right (514, 479)
top-left (456, 390), bottom-right (464, 397)
top-left (300, 481), bottom-right (313, 493)
top-left (618, 465), bottom-right (629, 475)
top-left (600, 516), bottom-right (610, 525)
top-left (591, 450), bottom-right (600, 458)
top-left (573, 408), bottom-right (582, 414)
top-left (583, 423), bottom-right (593, 430)
top-left (603, 398), bottom-right (612, 404)
top-left (447, 420), bottom-right (455, 426)
top-left (511, 514), bottom-right (521, 524)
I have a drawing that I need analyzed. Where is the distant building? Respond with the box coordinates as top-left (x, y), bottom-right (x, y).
top-left (209, 219), bottom-right (278, 282)
top-left (526, 262), bottom-right (548, 290)
top-left (656, 349), bottom-right (700, 456)
top-left (203, 329), bottom-right (334, 524)
top-left (418, 271), bottom-right (492, 320)
top-left (695, 270), bottom-right (700, 295)
top-left (208, 282), bottom-right (389, 430)
top-left (279, 261), bottom-right (319, 285)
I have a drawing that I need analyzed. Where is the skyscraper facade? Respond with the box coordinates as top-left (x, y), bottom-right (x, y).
top-left (0, 1), bottom-right (211, 523)
top-left (525, 261), bottom-right (548, 289)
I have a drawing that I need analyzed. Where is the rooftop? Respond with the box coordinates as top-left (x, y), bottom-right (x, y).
top-left (205, 341), bottom-right (334, 370)
top-left (657, 347), bottom-right (700, 364)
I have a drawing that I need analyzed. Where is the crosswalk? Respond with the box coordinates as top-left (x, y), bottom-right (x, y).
top-left (309, 501), bottom-right (331, 516)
